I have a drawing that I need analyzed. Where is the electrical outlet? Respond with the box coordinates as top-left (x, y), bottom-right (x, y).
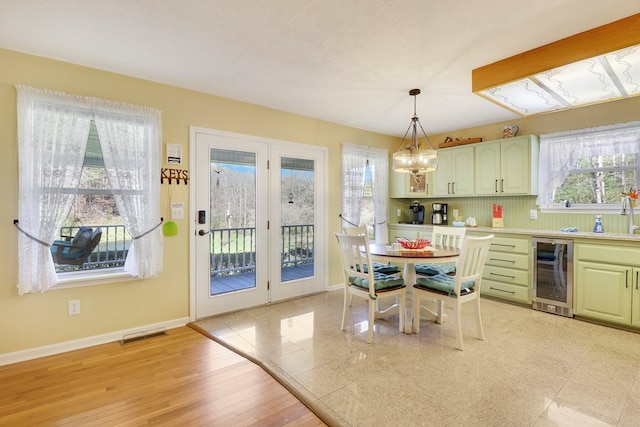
top-left (453, 209), bottom-right (459, 218)
top-left (529, 209), bottom-right (538, 220)
top-left (68, 299), bottom-right (80, 315)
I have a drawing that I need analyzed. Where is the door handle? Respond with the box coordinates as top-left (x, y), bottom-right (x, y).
top-left (198, 229), bottom-right (210, 236)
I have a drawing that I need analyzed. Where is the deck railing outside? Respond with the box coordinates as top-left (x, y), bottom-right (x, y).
top-left (54, 224), bottom-right (314, 276)
top-left (210, 224), bottom-right (314, 276)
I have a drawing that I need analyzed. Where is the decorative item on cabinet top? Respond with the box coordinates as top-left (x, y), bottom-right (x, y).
top-left (439, 137), bottom-right (483, 148)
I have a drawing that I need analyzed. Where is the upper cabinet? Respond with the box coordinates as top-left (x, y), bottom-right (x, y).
top-left (389, 134), bottom-right (539, 199)
top-left (432, 145), bottom-right (474, 196)
top-left (475, 135), bottom-right (539, 195)
top-left (389, 171), bottom-right (433, 198)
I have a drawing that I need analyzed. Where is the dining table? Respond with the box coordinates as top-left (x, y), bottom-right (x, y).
top-left (368, 243), bottom-right (460, 334)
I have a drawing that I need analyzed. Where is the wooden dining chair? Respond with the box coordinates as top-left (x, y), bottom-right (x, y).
top-left (415, 226), bottom-right (466, 277)
top-left (412, 234), bottom-right (494, 350)
top-left (343, 226), bottom-right (401, 276)
top-left (335, 232), bottom-right (406, 343)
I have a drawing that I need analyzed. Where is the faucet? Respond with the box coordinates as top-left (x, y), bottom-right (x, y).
top-left (621, 195), bottom-right (640, 234)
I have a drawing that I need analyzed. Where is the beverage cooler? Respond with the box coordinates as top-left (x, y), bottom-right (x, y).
top-left (531, 237), bottom-right (574, 317)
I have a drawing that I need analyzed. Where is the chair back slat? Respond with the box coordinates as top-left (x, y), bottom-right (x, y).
top-left (431, 226), bottom-right (466, 249)
top-left (455, 235), bottom-right (494, 295)
top-left (335, 232), bottom-right (375, 293)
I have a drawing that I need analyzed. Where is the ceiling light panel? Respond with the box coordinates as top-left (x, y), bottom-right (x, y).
top-left (478, 44), bottom-right (640, 116)
top-left (605, 45), bottom-right (640, 96)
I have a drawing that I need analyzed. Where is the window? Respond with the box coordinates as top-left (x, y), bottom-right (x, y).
top-left (55, 121), bottom-right (127, 274)
top-left (341, 143), bottom-right (388, 243)
top-left (15, 86), bottom-right (163, 294)
top-left (537, 121), bottom-right (640, 210)
top-left (553, 153), bottom-right (639, 205)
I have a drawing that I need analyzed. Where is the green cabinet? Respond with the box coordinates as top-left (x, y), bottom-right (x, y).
top-left (474, 135), bottom-right (539, 195)
top-left (480, 235), bottom-right (531, 304)
top-left (575, 243), bottom-right (640, 327)
top-left (389, 171), bottom-right (432, 198)
top-left (432, 146), bottom-right (474, 196)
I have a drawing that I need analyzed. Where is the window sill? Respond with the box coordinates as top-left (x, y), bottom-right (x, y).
top-left (54, 268), bottom-right (136, 289)
top-left (540, 205), bottom-right (623, 214)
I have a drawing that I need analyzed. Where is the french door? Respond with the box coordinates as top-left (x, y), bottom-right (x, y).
top-left (191, 127), bottom-right (327, 318)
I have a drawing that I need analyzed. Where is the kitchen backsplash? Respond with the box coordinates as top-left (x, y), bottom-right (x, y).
top-left (389, 195), bottom-right (636, 234)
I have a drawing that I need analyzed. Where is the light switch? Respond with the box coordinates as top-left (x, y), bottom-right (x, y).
top-left (171, 202), bottom-right (185, 220)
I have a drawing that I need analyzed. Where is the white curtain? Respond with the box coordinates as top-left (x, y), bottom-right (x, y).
top-left (94, 106), bottom-right (163, 278)
top-left (536, 121), bottom-right (640, 207)
top-left (341, 143), bottom-right (389, 243)
top-left (16, 86), bottom-right (163, 294)
top-left (341, 143), bottom-right (367, 229)
top-left (16, 86), bottom-right (92, 294)
top-left (369, 148), bottom-right (389, 243)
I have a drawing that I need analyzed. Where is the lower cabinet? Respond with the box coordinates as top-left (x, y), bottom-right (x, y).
top-left (575, 243), bottom-right (640, 327)
top-left (480, 235), bottom-right (531, 304)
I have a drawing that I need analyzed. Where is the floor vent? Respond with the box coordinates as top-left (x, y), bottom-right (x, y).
top-left (121, 327), bottom-right (167, 345)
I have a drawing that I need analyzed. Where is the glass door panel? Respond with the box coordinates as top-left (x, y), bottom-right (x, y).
top-left (280, 157), bottom-right (315, 283)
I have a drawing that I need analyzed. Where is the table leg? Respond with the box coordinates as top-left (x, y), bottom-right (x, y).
top-left (403, 262), bottom-right (416, 334)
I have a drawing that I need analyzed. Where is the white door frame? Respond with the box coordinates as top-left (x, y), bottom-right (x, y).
top-left (189, 126), bottom-right (328, 321)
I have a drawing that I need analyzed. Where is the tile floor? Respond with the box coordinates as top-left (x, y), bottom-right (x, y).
top-left (196, 290), bottom-right (640, 427)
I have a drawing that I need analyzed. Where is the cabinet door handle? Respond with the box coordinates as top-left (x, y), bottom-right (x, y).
top-left (495, 180), bottom-right (498, 193)
top-left (451, 182), bottom-right (455, 194)
top-left (490, 257), bottom-right (515, 263)
top-left (626, 270), bottom-right (629, 288)
top-left (425, 183), bottom-right (428, 194)
top-left (501, 178), bottom-right (504, 193)
top-left (447, 182), bottom-right (451, 194)
top-left (492, 243), bottom-right (516, 249)
top-left (490, 287), bottom-right (515, 294)
top-left (636, 271), bottom-right (638, 290)
top-left (490, 272), bottom-right (515, 279)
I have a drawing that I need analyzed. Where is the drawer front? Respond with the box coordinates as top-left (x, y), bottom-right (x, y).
top-left (490, 236), bottom-right (530, 254)
top-left (576, 243), bottom-right (640, 266)
top-left (483, 265), bottom-right (529, 286)
top-left (481, 279), bottom-right (530, 303)
top-left (485, 252), bottom-right (529, 270)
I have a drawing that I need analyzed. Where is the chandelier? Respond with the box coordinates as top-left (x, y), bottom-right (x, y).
top-left (392, 89), bottom-right (437, 177)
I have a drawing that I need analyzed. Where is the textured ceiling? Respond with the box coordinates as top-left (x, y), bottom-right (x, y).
top-left (1, 1), bottom-right (639, 137)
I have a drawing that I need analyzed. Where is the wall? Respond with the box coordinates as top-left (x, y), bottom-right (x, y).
top-left (0, 48), bottom-right (399, 356)
top-left (390, 95), bottom-right (640, 234)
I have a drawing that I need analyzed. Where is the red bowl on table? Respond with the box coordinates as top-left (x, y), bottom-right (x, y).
top-left (396, 238), bottom-right (430, 250)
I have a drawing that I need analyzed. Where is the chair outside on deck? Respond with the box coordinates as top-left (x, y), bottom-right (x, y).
top-left (412, 234), bottom-right (494, 350)
top-left (50, 227), bottom-right (102, 265)
top-left (414, 226), bottom-right (466, 277)
top-left (335, 232), bottom-right (406, 343)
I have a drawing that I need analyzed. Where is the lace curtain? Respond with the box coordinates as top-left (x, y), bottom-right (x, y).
top-left (16, 86), bottom-right (163, 294)
top-left (94, 105), bottom-right (163, 278)
top-left (341, 143), bottom-right (389, 243)
top-left (16, 86), bottom-right (92, 294)
top-left (536, 121), bottom-right (640, 208)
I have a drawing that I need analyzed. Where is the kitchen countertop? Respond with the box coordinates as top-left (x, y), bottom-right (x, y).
top-left (390, 223), bottom-right (640, 242)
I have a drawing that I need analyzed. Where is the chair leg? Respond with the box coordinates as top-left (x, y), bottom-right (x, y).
top-left (437, 300), bottom-right (445, 324)
top-left (474, 297), bottom-right (485, 341)
top-left (454, 303), bottom-right (464, 351)
top-left (412, 292), bottom-right (420, 333)
top-left (341, 288), bottom-right (349, 331)
top-left (398, 292), bottom-right (405, 333)
top-left (367, 298), bottom-right (375, 343)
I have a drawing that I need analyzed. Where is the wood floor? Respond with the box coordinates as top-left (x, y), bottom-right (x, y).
top-left (0, 326), bottom-right (327, 426)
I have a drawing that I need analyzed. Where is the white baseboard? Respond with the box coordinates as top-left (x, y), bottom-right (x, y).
top-left (0, 317), bottom-right (190, 367)
top-left (328, 283), bottom-right (343, 292)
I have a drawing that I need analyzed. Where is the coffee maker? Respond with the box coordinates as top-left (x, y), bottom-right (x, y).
top-left (408, 201), bottom-right (425, 224)
top-left (431, 203), bottom-right (448, 225)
